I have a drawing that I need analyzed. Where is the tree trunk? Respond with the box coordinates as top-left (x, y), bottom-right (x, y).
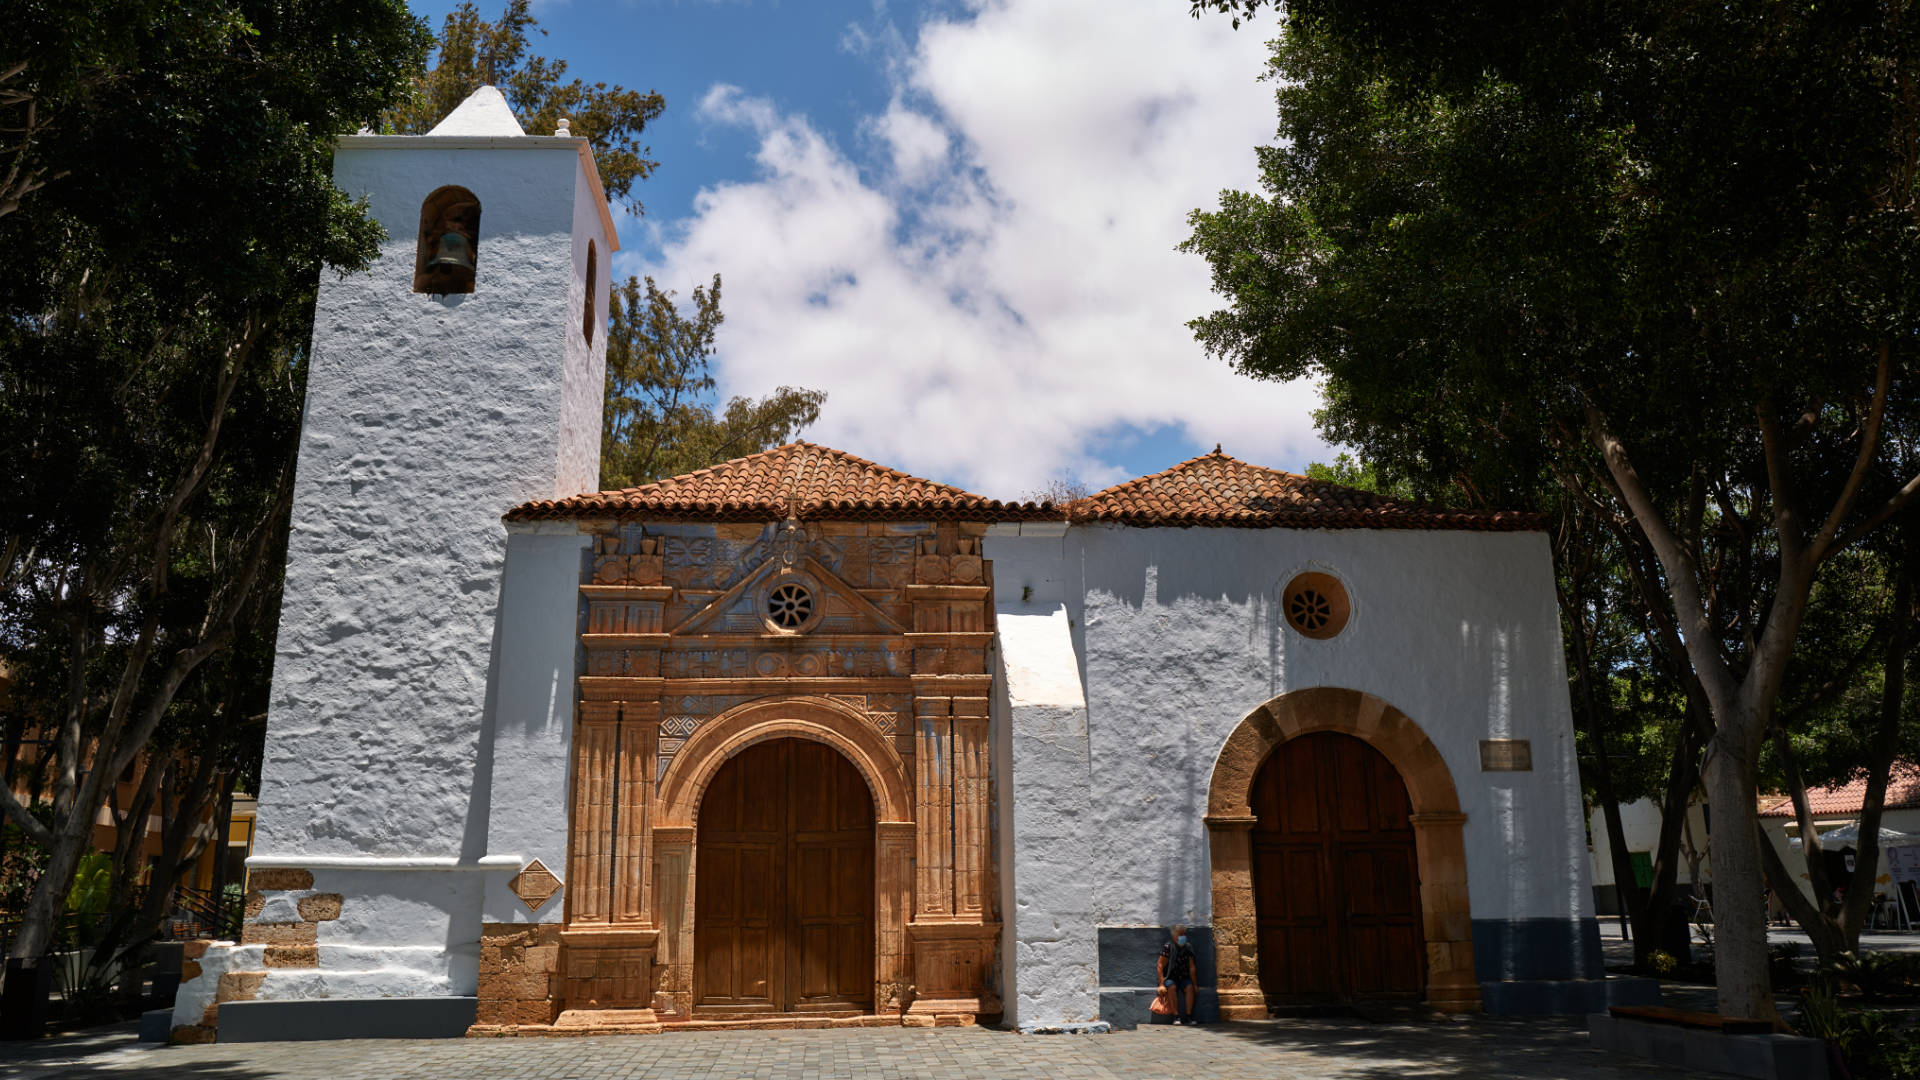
top-left (1704, 730), bottom-right (1776, 1021)
top-left (1638, 708), bottom-right (1704, 969)
top-left (1843, 559), bottom-right (1916, 952)
top-left (1760, 829), bottom-right (1842, 954)
top-left (8, 816), bottom-right (89, 961)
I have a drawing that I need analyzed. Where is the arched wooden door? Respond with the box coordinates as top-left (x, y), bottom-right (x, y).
top-left (1251, 731), bottom-right (1425, 1002)
top-left (695, 738), bottom-right (875, 1014)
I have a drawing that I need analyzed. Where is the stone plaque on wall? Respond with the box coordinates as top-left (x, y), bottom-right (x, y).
top-left (1479, 739), bottom-right (1533, 772)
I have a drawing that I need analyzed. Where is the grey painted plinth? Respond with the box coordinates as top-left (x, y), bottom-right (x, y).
top-left (1096, 927), bottom-right (1220, 1030)
top-left (1100, 989), bottom-right (1220, 1030)
top-left (216, 997), bottom-right (477, 1041)
top-left (1480, 976), bottom-right (1662, 1015)
top-left (137, 1008), bottom-right (172, 1042)
top-left (1588, 1013), bottom-right (1830, 1080)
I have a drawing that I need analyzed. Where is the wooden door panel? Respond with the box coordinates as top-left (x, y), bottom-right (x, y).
top-left (794, 845), bottom-right (831, 922)
top-left (1330, 740), bottom-right (1373, 835)
top-left (699, 737), bottom-right (874, 1013)
top-left (696, 741), bottom-right (788, 1011)
top-left (1281, 746), bottom-right (1321, 835)
top-left (1374, 849), bottom-right (1418, 918)
top-left (788, 742), bottom-right (873, 1010)
top-left (1251, 732), bottom-right (1426, 1003)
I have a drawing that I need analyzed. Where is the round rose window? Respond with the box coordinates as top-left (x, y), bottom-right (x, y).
top-left (1282, 572), bottom-right (1350, 640)
top-left (766, 582), bottom-right (815, 630)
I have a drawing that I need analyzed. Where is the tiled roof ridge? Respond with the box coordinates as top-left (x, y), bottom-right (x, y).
top-left (1069, 447), bottom-right (1266, 505)
top-left (1065, 446), bottom-right (1539, 530)
top-left (505, 442), bottom-right (1542, 530)
top-left (506, 441), bottom-right (1059, 522)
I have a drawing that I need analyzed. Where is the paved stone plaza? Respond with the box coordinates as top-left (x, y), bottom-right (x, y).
top-left (2, 1017), bottom-right (1715, 1080)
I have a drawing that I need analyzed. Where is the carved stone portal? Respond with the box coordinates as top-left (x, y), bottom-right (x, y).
top-left (512, 520), bottom-right (1002, 1033)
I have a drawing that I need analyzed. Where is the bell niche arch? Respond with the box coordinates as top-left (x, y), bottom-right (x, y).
top-left (413, 185), bottom-right (481, 294)
top-left (1204, 686), bottom-right (1480, 1015)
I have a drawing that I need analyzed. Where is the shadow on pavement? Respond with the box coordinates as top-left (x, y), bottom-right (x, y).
top-left (1196, 1014), bottom-right (1705, 1079)
top-left (0, 1022), bottom-right (270, 1080)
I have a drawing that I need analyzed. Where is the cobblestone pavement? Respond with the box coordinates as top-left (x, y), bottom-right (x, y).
top-left (1, 1016), bottom-right (1713, 1080)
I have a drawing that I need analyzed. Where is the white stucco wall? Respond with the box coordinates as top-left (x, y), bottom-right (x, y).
top-left (247, 133), bottom-right (605, 999)
top-left (988, 522), bottom-right (1595, 1022)
top-left (994, 601), bottom-right (1101, 1026)
top-left (479, 522), bottom-right (590, 923)
top-left (1063, 524), bottom-right (1589, 926)
top-left (559, 162), bottom-right (609, 498)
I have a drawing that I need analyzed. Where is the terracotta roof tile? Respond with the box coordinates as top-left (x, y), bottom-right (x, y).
top-left (1758, 764), bottom-right (1920, 818)
top-left (1065, 449), bottom-right (1545, 531)
top-left (505, 442), bottom-right (1058, 523)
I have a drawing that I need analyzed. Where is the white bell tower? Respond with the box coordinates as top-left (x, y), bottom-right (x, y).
top-left (220, 87), bottom-right (613, 1029)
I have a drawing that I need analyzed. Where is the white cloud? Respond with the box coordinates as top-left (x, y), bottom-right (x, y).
top-left (867, 101), bottom-right (950, 186)
top-left (636, 0), bottom-right (1328, 496)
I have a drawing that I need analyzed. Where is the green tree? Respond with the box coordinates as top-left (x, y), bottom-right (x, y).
top-left (601, 275), bottom-right (826, 488)
top-left (1303, 453), bottom-right (1414, 501)
top-left (1184, 1), bottom-right (1920, 1019)
top-left (382, 0), bottom-right (664, 213)
top-left (0, 0), bottom-right (429, 980)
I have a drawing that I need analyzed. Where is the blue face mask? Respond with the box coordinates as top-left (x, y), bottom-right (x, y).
top-left (1176, 935), bottom-right (1188, 946)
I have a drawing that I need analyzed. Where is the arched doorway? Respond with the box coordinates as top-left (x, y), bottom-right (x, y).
top-left (694, 738), bottom-right (875, 1014)
top-left (1252, 732), bottom-right (1424, 1001)
top-left (1204, 686), bottom-right (1479, 1015)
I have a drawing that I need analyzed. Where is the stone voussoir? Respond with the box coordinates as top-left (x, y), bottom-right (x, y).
top-left (241, 921), bottom-right (317, 946)
top-left (248, 868), bottom-right (314, 891)
top-left (297, 892), bottom-right (344, 921)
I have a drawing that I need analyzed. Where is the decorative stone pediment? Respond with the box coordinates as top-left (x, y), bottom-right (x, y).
top-left (670, 553), bottom-right (906, 637)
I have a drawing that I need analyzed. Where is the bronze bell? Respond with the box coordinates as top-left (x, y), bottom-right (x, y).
top-left (428, 229), bottom-right (475, 274)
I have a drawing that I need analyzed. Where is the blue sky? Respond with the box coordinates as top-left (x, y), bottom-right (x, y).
top-left (409, 0), bottom-right (1332, 497)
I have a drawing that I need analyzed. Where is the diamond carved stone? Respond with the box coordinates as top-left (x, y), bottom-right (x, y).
top-left (510, 859), bottom-right (562, 914)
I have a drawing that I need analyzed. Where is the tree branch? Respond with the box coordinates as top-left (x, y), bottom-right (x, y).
top-left (0, 782), bottom-right (52, 848)
top-left (1585, 405), bottom-right (1738, 708)
top-left (1811, 343), bottom-right (1893, 563)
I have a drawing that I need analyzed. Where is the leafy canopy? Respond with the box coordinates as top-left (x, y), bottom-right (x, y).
top-left (601, 275), bottom-right (826, 489)
top-left (382, 0), bottom-right (664, 213)
top-left (1183, 0), bottom-right (1919, 574)
top-left (0, 0), bottom-right (430, 962)
top-left (1184, 0), bottom-right (1920, 1014)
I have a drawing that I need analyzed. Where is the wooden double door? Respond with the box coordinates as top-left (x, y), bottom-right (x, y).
top-left (695, 738), bottom-right (875, 1013)
top-left (1251, 732), bottom-right (1426, 1001)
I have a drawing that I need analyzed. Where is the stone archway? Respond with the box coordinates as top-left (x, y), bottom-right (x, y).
top-left (652, 696), bottom-right (916, 1018)
top-left (657, 696), bottom-right (913, 829)
top-left (1205, 686), bottom-right (1479, 1016)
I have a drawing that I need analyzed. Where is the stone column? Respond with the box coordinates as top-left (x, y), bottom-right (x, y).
top-left (568, 703), bottom-right (620, 925)
top-left (1411, 811), bottom-right (1481, 1013)
top-left (876, 821), bottom-right (916, 1012)
top-left (914, 696), bottom-right (954, 918)
top-left (651, 826), bottom-right (695, 1019)
top-left (1203, 814), bottom-right (1267, 1019)
top-left (952, 699), bottom-right (990, 917)
top-left (559, 697), bottom-right (662, 1026)
top-left (613, 703), bottom-right (658, 926)
top-left (906, 673), bottom-right (999, 1022)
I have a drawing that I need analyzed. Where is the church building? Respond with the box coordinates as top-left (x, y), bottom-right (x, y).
top-left (171, 89), bottom-right (1643, 1042)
